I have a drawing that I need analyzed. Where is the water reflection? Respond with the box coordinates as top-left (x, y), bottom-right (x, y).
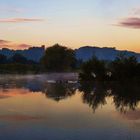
top-left (111, 82), bottom-right (140, 112)
top-left (0, 75), bottom-right (46, 92)
top-left (0, 75), bottom-right (140, 112)
top-left (79, 82), bottom-right (108, 112)
top-left (0, 75), bottom-right (78, 102)
top-left (44, 83), bottom-right (77, 102)
top-left (79, 81), bottom-right (140, 113)
top-left (0, 75), bottom-right (140, 140)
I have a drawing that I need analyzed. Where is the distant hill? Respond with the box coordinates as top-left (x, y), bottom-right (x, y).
top-left (75, 46), bottom-right (140, 62)
top-left (0, 46), bottom-right (140, 62)
top-left (0, 46), bottom-right (45, 62)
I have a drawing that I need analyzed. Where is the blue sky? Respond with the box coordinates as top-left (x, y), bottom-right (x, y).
top-left (0, 0), bottom-right (140, 51)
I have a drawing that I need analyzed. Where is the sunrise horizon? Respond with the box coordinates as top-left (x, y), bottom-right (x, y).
top-left (0, 0), bottom-right (140, 52)
top-left (0, 40), bottom-right (140, 54)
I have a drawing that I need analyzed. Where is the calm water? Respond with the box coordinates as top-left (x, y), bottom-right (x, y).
top-left (0, 75), bottom-right (140, 140)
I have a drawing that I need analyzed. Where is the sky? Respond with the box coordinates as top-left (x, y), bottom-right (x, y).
top-left (0, 0), bottom-right (140, 52)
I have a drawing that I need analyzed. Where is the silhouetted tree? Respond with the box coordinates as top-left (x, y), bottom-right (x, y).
top-left (79, 56), bottom-right (106, 81)
top-left (111, 54), bottom-right (138, 81)
top-left (41, 44), bottom-right (76, 71)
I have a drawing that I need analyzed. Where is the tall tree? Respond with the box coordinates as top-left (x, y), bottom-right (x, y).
top-left (41, 44), bottom-right (76, 71)
top-left (79, 56), bottom-right (106, 81)
top-left (111, 54), bottom-right (138, 80)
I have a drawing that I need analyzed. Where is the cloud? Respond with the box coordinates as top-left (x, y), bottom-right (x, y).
top-left (115, 7), bottom-right (140, 29)
top-left (131, 8), bottom-right (140, 16)
top-left (17, 44), bottom-right (32, 49)
top-left (117, 17), bottom-right (140, 29)
top-left (0, 39), bottom-right (32, 49)
top-left (0, 40), bottom-right (10, 44)
top-left (0, 39), bottom-right (11, 48)
top-left (0, 18), bottom-right (44, 23)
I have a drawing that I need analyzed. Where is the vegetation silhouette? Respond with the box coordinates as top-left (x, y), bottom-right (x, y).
top-left (79, 56), bottom-right (106, 81)
top-left (79, 54), bottom-right (140, 82)
top-left (0, 53), bottom-right (41, 74)
top-left (41, 44), bottom-right (76, 72)
top-left (0, 44), bottom-right (140, 79)
top-left (110, 54), bottom-right (139, 81)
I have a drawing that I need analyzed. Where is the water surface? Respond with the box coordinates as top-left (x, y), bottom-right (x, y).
top-left (0, 75), bottom-right (140, 140)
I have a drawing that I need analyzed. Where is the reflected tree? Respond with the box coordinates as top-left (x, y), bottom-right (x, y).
top-left (44, 83), bottom-right (77, 102)
top-left (111, 82), bottom-right (140, 112)
top-left (79, 81), bottom-right (108, 112)
top-left (79, 81), bottom-right (140, 113)
top-left (0, 75), bottom-right (140, 113)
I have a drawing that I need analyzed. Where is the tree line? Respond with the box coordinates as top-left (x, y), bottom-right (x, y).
top-left (79, 54), bottom-right (140, 81)
top-left (0, 44), bottom-right (76, 73)
top-left (0, 43), bottom-right (140, 81)
top-left (0, 53), bottom-right (40, 74)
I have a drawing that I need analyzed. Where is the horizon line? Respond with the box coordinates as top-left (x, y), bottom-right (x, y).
top-left (0, 45), bottom-right (140, 54)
